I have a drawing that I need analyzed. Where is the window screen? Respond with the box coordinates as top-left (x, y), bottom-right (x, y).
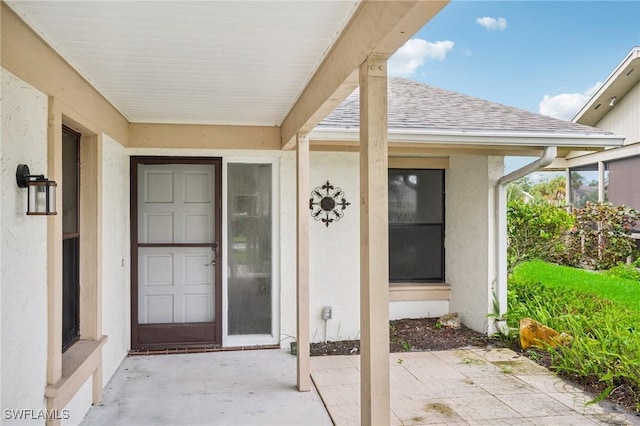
top-left (388, 169), bottom-right (444, 282)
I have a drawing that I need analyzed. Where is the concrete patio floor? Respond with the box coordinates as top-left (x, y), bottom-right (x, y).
top-left (82, 347), bottom-right (639, 426)
top-left (311, 347), bottom-right (639, 425)
top-left (81, 349), bottom-right (332, 426)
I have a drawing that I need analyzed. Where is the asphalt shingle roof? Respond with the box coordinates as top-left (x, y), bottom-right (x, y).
top-left (318, 77), bottom-right (612, 136)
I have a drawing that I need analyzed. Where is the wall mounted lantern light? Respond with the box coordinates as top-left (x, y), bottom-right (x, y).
top-left (16, 164), bottom-right (57, 215)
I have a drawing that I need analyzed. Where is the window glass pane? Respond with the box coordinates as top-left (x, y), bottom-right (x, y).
top-left (389, 169), bottom-right (443, 224)
top-left (62, 130), bottom-right (79, 233)
top-left (389, 225), bottom-right (443, 281)
top-left (62, 237), bottom-right (80, 351)
top-left (570, 168), bottom-right (600, 208)
top-left (227, 163), bottom-right (272, 335)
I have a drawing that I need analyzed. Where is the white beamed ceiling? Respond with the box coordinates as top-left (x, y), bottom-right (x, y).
top-left (7, 1), bottom-right (359, 125)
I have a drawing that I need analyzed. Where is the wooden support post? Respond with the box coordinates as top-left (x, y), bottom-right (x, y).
top-left (359, 55), bottom-right (390, 425)
top-left (296, 132), bottom-right (311, 392)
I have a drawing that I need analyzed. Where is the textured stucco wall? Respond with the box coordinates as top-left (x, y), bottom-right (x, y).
top-left (389, 300), bottom-right (448, 320)
top-left (278, 151), bottom-right (297, 346)
top-left (446, 154), bottom-right (502, 333)
top-left (285, 152), bottom-right (450, 344)
top-left (1, 69), bottom-right (134, 426)
top-left (1, 69), bottom-right (49, 423)
top-left (308, 152), bottom-right (361, 342)
top-left (64, 380), bottom-right (92, 426)
top-left (101, 135), bottom-right (130, 382)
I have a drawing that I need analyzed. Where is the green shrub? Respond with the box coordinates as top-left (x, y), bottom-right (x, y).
top-left (506, 201), bottom-right (574, 271)
top-left (565, 202), bottom-right (640, 270)
top-left (606, 263), bottom-right (640, 281)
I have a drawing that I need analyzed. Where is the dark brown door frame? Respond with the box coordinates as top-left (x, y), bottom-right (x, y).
top-left (130, 156), bottom-right (223, 350)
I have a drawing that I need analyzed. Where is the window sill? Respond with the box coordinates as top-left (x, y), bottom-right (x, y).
top-left (389, 284), bottom-right (450, 301)
top-left (45, 335), bottom-right (108, 409)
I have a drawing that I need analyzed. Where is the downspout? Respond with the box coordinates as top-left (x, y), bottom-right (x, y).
top-left (493, 146), bottom-right (557, 334)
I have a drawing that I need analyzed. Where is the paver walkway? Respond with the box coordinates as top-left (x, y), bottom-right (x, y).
top-left (311, 347), bottom-right (639, 425)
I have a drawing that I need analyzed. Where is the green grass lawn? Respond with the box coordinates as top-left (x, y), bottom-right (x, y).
top-left (507, 261), bottom-right (640, 412)
top-left (512, 260), bottom-right (640, 312)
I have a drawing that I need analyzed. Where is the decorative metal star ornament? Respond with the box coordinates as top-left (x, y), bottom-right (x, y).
top-left (309, 180), bottom-right (351, 227)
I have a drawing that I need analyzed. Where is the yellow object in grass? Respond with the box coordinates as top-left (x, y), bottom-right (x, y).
top-left (519, 317), bottom-right (573, 350)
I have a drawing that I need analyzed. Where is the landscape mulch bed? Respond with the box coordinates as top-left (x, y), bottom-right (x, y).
top-left (309, 317), bottom-right (639, 417)
top-left (310, 317), bottom-right (490, 356)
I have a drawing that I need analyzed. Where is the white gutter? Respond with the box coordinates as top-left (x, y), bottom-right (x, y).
top-left (310, 127), bottom-right (624, 148)
top-left (492, 146), bottom-right (557, 334)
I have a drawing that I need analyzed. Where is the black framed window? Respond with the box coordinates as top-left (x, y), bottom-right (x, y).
top-left (62, 126), bottom-right (80, 351)
top-left (388, 169), bottom-right (445, 282)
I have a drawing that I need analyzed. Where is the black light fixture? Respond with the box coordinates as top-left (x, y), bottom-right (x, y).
top-left (16, 164), bottom-right (57, 215)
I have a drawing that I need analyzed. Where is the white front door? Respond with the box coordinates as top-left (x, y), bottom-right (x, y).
top-left (132, 159), bottom-right (221, 349)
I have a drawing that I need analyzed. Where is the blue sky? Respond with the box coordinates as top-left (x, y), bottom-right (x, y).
top-left (389, 1), bottom-right (640, 120)
top-left (387, 0), bottom-right (640, 174)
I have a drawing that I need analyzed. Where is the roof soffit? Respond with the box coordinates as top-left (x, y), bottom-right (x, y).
top-left (573, 47), bottom-right (640, 126)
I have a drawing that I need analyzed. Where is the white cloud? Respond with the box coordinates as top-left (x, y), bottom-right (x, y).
top-left (538, 82), bottom-right (602, 120)
top-left (476, 17), bottom-right (507, 31)
top-left (388, 39), bottom-right (455, 78)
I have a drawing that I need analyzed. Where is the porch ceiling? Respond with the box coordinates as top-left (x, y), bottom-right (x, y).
top-left (5, 0), bottom-right (360, 126)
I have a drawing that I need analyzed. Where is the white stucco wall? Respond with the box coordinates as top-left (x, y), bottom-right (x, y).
top-left (446, 154), bottom-right (502, 333)
top-left (308, 152), bottom-right (361, 342)
top-left (1, 69), bottom-right (49, 423)
top-left (278, 151), bottom-right (297, 347)
top-left (101, 135), bottom-right (131, 383)
top-left (63, 380), bottom-right (92, 426)
top-left (1, 69), bottom-right (134, 425)
top-left (389, 300), bottom-right (448, 320)
top-left (283, 151), bottom-right (451, 344)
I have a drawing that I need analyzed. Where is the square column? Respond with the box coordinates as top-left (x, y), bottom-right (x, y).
top-left (359, 55), bottom-right (390, 425)
top-left (296, 132), bottom-right (311, 392)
